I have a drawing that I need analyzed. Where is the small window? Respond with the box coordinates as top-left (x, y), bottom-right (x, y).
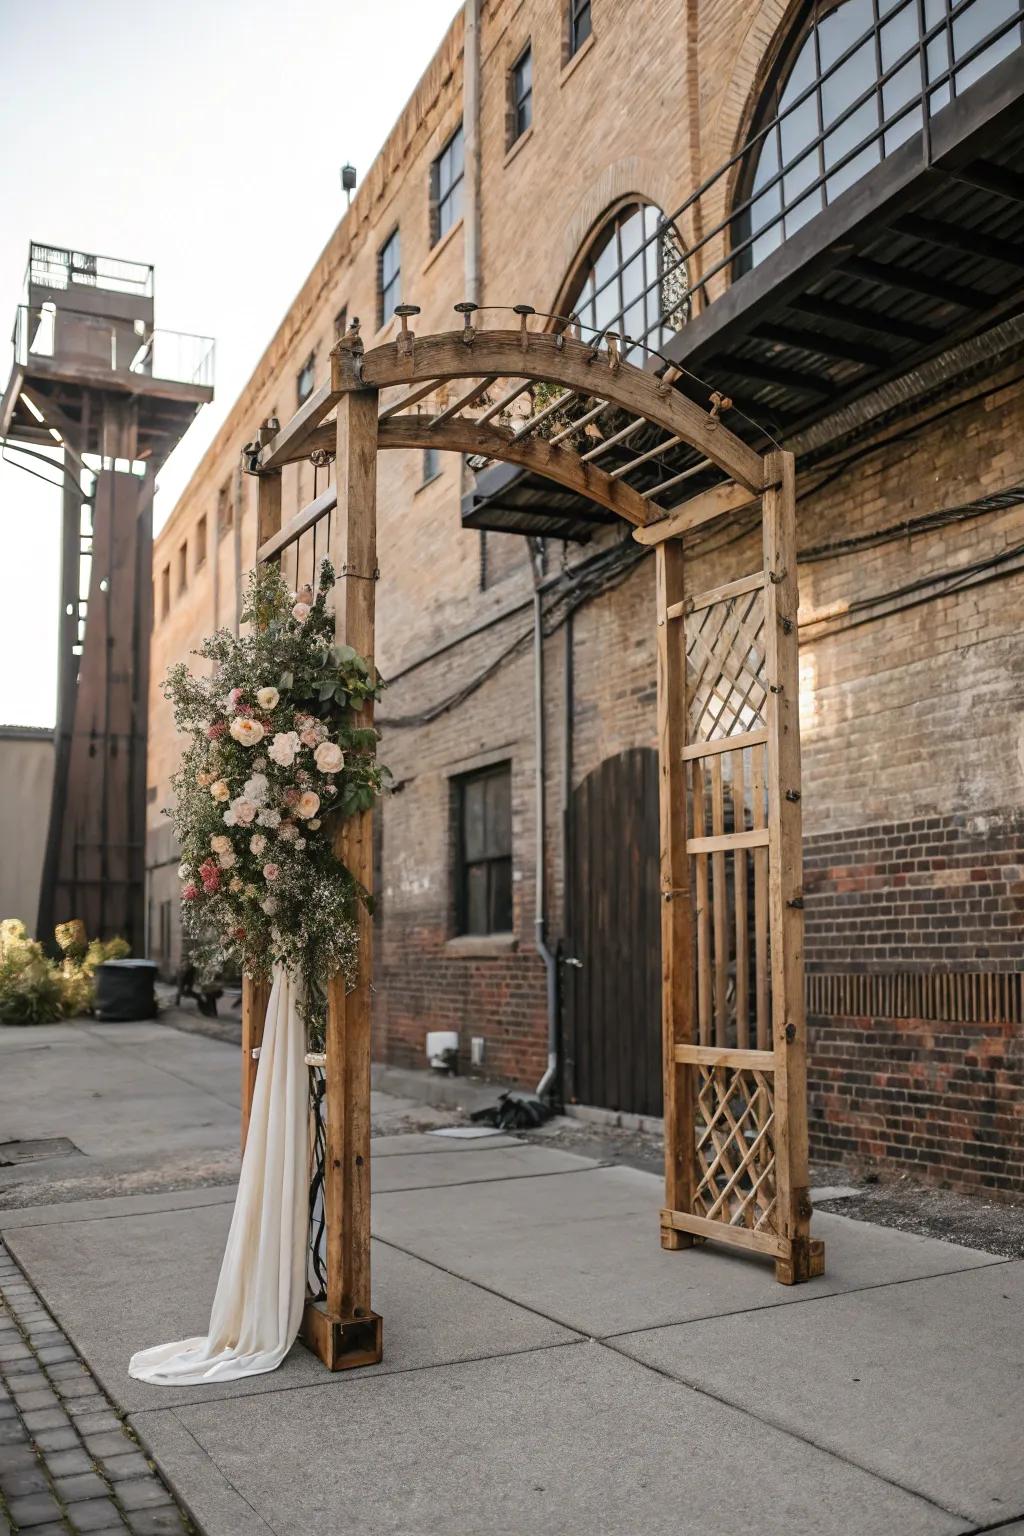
top-left (334, 305), bottom-right (348, 341)
top-left (218, 481), bottom-right (233, 536)
top-left (567, 0), bottom-right (592, 57)
top-left (378, 229), bottom-right (401, 329)
top-left (176, 541), bottom-right (188, 595)
top-left (430, 123), bottom-right (465, 244)
top-left (455, 763), bottom-right (513, 936)
top-left (160, 564), bottom-right (170, 619)
top-left (297, 354), bottom-right (315, 405)
top-left (423, 445), bottom-right (440, 484)
top-left (510, 45), bottom-right (533, 146)
top-left (194, 514), bottom-right (207, 571)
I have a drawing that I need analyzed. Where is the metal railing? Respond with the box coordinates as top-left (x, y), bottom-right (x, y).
top-left (12, 303), bottom-right (214, 390)
top-left (583, 0), bottom-right (1024, 355)
top-left (27, 242), bottom-right (153, 298)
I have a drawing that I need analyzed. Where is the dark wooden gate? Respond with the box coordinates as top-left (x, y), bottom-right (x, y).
top-left (565, 746), bottom-right (662, 1116)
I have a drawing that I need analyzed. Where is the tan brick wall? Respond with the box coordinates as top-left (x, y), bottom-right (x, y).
top-left (147, 0), bottom-right (1024, 1190)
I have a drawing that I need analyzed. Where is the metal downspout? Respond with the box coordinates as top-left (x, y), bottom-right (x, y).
top-left (532, 545), bottom-right (559, 1101)
top-left (463, 0), bottom-right (482, 306)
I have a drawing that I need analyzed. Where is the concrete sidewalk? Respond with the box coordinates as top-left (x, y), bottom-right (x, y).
top-left (2, 1021), bottom-right (1021, 1536)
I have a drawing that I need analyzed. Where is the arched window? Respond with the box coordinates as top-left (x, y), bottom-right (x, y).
top-left (737, 0), bottom-right (1023, 272)
top-left (562, 201), bottom-right (689, 358)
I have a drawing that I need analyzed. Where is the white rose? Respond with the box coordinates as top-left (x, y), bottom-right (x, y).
top-left (307, 819), bottom-right (321, 831)
top-left (296, 791), bottom-right (320, 820)
top-left (268, 731), bottom-right (300, 768)
top-left (256, 687), bottom-right (280, 712)
top-left (230, 717), bottom-right (265, 747)
top-left (210, 779), bottom-right (230, 802)
top-left (242, 773), bottom-right (268, 806)
top-left (230, 798), bottom-right (258, 826)
top-left (313, 741), bottom-right (345, 774)
top-left (249, 833), bottom-right (267, 856)
top-left (291, 602), bottom-right (311, 623)
top-left (223, 809), bottom-right (237, 826)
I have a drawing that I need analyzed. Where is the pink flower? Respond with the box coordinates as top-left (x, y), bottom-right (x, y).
top-left (263, 863), bottom-right (280, 882)
top-left (296, 791), bottom-right (320, 820)
top-left (299, 728), bottom-right (318, 748)
top-left (182, 882), bottom-right (200, 901)
top-left (314, 741), bottom-right (344, 774)
top-left (233, 926), bottom-right (247, 941)
top-left (206, 721), bottom-right (227, 740)
top-left (229, 688), bottom-right (244, 707)
top-left (282, 787), bottom-right (300, 806)
top-left (234, 702), bottom-right (254, 718)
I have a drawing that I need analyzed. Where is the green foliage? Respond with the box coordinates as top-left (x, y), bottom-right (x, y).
top-left (164, 559), bottom-right (389, 1048)
top-left (0, 920), bottom-right (130, 1026)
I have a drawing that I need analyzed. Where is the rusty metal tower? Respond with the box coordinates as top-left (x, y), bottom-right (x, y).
top-left (0, 242), bottom-right (214, 950)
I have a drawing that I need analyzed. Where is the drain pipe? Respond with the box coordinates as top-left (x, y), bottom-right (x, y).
top-left (531, 544), bottom-right (559, 1102)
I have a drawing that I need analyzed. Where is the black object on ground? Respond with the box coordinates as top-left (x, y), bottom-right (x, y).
top-left (470, 1091), bottom-right (554, 1131)
top-left (93, 960), bottom-right (157, 1021)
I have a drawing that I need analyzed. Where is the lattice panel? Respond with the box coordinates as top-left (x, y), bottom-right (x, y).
top-left (686, 589), bottom-right (767, 741)
top-left (693, 1065), bottom-right (777, 1235)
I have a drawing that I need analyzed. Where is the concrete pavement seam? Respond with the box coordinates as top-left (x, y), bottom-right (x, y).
top-left (139, 1407), bottom-right (278, 1536)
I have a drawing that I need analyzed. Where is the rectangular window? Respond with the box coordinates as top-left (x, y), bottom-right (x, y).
top-left (160, 564), bottom-right (170, 619)
top-left (567, 0), bottom-right (592, 57)
top-left (423, 445), bottom-right (440, 483)
top-left (455, 763), bottom-right (513, 936)
top-left (218, 481), bottom-right (233, 536)
top-left (194, 514), bottom-right (207, 570)
top-left (430, 122), bottom-right (465, 244)
top-left (334, 305), bottom-right (348, 341)
top-left (296, 353), bottom-right (315, 405)
top-left (510, 45), bottom-right (533, 145)
top-left (378, 229), bottom-right (401, 329)
top-left (177, 541), bottom-right (187, 594)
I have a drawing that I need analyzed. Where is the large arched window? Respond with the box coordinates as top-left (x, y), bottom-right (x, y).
top-left (561, 201), bottom-right (689, 359)
top-left (738, 0), bottom-right (1023, 272)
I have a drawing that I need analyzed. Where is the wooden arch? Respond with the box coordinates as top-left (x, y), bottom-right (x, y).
top-left (242, 314), bottom-right (823, 1371)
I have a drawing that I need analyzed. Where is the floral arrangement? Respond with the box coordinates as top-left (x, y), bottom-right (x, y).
top-left (164, 559), bottom-right (386, 1041)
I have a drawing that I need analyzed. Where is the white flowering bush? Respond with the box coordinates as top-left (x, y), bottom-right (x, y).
top-left (164, 560), bottom-right (387, 1042)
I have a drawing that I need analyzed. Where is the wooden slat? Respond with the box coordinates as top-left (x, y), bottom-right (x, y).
top-left (257, 484), bottom-right (335, 565)
top-left (675, 1044), bottom-right (775, 1069)
top-left (656, 543), bottom-right (697, 1249)
top-left (733, 751), bottom-right (749, 1050)
top-left (660, 1206), bottom-right (784, 1257)
top-left (692, 760), bottom-right (711, 1046)
top-left (682, 727), bottom-right (768, 761)
top-left (632, 481), bottom-right (760, 546)
top-left (640, 459), bottom-right (712, 499)
top-left (682, 570), bottom-right (764, 615)
top-left (433, 375), bottom-right (499, 427)
top-left (260, 380), bottom-right (341, 470)
top-left (763, 448), bottom-right (816, 1285)
top-left (378, 377), bottom-right (445, 420)
top-left (752, 740), bottom-right (769, 1050)
top-left (710, 755), bottom-right (728, 1047)
top-left (511, 387), bottom-right (578, 439)
top-left (609, 433), bottom-right (682, 479)
top-left (687, 827), bottom-right (769, 854)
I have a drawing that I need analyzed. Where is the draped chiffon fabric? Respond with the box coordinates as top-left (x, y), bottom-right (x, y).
top-left (129, 965), bottom-right (308, 1384)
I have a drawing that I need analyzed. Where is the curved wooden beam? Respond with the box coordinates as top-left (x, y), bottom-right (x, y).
top-left (377, 415), bottom-right (653, 527)
top-left (352, 330), bottom-right (764, 492)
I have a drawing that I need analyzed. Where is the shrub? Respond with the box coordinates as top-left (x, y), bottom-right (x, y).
top-left (0, 919), bottom-right (131, 1026)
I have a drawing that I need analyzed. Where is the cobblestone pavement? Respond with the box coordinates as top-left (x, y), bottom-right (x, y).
top-left (0, 1243), bottom-right (192, 1536)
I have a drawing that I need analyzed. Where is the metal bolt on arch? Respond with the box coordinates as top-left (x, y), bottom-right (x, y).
top-left (240, 304), bottom-right (823, 1371)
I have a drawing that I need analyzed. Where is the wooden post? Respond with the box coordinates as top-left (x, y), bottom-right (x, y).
top-left (656, 541), bottom-right (697, 1249)
top-left (299, 344), bottom-right (383, 1370)
top-left (240, 458), bottom-right (281, 1153)
top-left (762, 449), bottom-right (823, 1285)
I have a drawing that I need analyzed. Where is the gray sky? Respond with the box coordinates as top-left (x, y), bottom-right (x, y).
top-left (0, 0), bottom-right (457, 726)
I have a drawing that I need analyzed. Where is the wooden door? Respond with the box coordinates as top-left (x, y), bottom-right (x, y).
top-left (565, 746), bottom-right (662, 1116)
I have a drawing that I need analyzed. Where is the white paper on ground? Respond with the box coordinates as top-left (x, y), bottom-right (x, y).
top-left (129, 964), bottom-right (308, 1384)
top-left (427, 1125), bottom-right (506, 1139)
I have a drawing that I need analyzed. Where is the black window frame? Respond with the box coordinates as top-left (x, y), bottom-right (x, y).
top-left (296, 353), bottom-right (316, 406)
top-left (568, 0), bottom-right (592, 57)
top-left (510, 44), bottom-right (533, 146)
top-left (422, 445), bottom-right (440, 484)
top-left (430, 122), bottom-right (465, 246)
top-left (454, 762), bottom-right (513, 937)
top-left (377, 228), bottom-right (401, 330)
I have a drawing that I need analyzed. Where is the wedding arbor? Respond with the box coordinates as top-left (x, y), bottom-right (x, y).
top-left (240, 308), bottom-right (823, 1370)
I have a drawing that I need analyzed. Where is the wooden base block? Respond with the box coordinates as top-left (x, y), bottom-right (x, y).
top-left (775, 1237), bottom-right (826, 1286)
top-left (300, 1300), bottom-right (382, 1371)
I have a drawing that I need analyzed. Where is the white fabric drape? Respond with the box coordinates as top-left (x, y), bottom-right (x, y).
top-left (130, 964), bottom-right (308, 1385)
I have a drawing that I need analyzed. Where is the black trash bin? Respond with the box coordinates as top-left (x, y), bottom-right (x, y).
top-left (94, 959), bottom-right (158, 1021)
